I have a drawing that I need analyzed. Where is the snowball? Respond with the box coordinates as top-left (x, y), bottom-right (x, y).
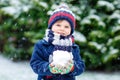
top-left (52, 50), bottom-right (73, 66)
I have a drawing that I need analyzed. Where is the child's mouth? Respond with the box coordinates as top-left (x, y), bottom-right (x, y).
top-left (57, 32), bottom-right (65, 36)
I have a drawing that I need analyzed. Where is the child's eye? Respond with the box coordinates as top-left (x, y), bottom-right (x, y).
top-left (56, 24), bottom-right (61, 27)
top-left (65, 26), bottom-right (69, 28)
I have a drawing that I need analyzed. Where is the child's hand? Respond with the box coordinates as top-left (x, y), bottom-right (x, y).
top-left (60, 60), bottom-right (74, 74)
top-left (49, 60), bottom-right (74, 74)
top-left (49, 63), bottom-right (64, 74)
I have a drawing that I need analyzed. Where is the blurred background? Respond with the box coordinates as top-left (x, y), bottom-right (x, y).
top-left (0, 0), bottom-right (120, 80)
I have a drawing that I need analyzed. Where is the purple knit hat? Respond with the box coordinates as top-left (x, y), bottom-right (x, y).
top-left (48, 4), bottom-right (76, 34)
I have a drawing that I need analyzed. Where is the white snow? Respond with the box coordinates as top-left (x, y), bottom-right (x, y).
top-left (88, 42), bottom-right (103, 50)
top-left (71, 6), bottom-right (81, 15)
top-left (111, 26), bottom-right (120, 33)
top-left (1, 0), bottom-right (31, 18)
top-left (77, 71), bottom-right (120, 80)
top-left (39, 2), bottom-right (48, 9)
top-left (81, 18), bottom-right (91, 25)
top-left (51, 4), bottom-right (59, 10)
top-left (118, 19), bottom-right (120, 24)
top-left (97, 1), bottom-right (115, 11)
top-left (88, 14), bottom-right (101, 21)
top-left (1, 6), bottom-right (21, 18)
top-left (114, 35), bottom-right (120, 41)
top-left (81, 14), bottom-right (105, 27)
top-left (107, 39), bottom-right (113, 46)
top-left (0, 54), bottom-right (120, 80)
top-left (89, 9), bottom-right (97, 14)
top-left (10, 0), bottom-right (21, 6)
top-left (109, 47), bottom-right (119, 54)
top-left (98, 21), bottom-right (105, 27)
top-left (0, 55), bottom-right (37, 80)
top-left (109, 10), bottom-right (120, 20)
top-left (73, 31), bottom-right (87, 43)
top-left (22, 5), bottom-right (31, 12)
top-left (101, 47), bottom-right (107, 53)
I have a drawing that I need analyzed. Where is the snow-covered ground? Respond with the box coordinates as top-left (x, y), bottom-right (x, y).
top-left (0, 54), bottom-right (120, 80)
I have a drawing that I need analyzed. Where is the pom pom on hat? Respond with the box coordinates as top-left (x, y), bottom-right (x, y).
top-left (48, 4), bottom-right (76, 34)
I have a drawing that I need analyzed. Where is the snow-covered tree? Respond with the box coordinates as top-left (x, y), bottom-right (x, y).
top-left (0, 0), bottom-right (120, 71)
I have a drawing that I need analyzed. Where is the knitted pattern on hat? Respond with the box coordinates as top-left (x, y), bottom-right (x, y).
top-left (48, 4), bottom-right (76, 35)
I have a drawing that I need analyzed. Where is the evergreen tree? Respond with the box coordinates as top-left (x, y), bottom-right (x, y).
top-left (0, 0), bottom-right (120, 70)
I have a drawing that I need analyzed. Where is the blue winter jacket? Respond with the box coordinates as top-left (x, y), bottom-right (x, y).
top-left (30, 39), bottom-right (85, 80)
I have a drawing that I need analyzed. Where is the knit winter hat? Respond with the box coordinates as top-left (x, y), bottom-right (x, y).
top-left (48, 4), bottom-right (76, 34)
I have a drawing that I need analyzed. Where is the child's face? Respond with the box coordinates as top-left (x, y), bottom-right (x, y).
top-left (51, 20), bottom-right (71, 36)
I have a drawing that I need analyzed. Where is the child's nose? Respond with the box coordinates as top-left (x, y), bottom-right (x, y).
top-left (60, 26), bottom-right (64, 30)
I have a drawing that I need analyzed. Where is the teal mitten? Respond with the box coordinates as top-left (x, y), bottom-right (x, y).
top-left (60, 60), bottom-right (74, 74)
top-left (49, 63), bottom-right (63, 74)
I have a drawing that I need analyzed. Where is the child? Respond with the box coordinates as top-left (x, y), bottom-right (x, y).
top-left (30, 4), bottom-right (85, 80)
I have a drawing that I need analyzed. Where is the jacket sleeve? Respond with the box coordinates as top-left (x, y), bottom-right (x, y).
top-left (69, 45), bottom-right (85, 76)
top-left (30, 42), bottom-right (52, 76)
